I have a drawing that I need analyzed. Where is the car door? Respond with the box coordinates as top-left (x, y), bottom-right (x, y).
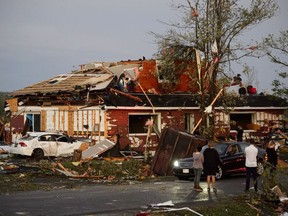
top-left (55, 135), bottom-right (75, 156)
top-left (38, 134), bottom-right (57, 156)
top-left (235, 143), bottom-right (246, 169)
top-left (221, 144), bottom-right (244, 174)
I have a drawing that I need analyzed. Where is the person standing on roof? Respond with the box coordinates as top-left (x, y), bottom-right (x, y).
top-left (118, 74), bottom-right (126, 92)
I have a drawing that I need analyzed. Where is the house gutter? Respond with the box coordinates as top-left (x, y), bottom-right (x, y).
top-left (78, 106), bottom-right (287, 111)
top-left (215, 107), bottom-right (288, 110)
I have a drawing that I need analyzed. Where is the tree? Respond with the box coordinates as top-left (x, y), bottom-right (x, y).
top-left (154, 0), bottom-right (278, 139)
top-left (0, 92), bottom-right (11, 119)
top-left (263, 30), bottom-right (288, 100)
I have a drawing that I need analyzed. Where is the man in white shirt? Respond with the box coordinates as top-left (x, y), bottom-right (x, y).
top-left (244, 142), bottom-right (258, 192)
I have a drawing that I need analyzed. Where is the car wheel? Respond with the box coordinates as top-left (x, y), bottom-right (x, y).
top-left (215, 166), bottom-right (223, 180)
top-left (32, 148), bottom-right (44, 160)
top-left (257, 162), bottom-right (264, 176)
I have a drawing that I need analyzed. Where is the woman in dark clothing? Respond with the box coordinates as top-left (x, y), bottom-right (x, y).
top-left (203, 141), bottom-right (221, 192)
top-left (266, 140), bottom-right (278, 170)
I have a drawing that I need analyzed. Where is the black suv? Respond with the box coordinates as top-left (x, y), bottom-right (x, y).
top-left (172, 142), bottom-right (266, 180)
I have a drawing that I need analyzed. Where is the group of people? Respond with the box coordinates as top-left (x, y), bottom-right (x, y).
top-left (118, 73), bottom-right (136, 93)
top-left (244, 139), bottom-right (279, 192)
top-left (192, 139), bottom-right (279, 193)
top-left (192, 141), bottom-right (221, 192)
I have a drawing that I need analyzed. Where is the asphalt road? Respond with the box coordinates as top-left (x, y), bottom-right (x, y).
top-left (0, 175), bottom-right (248, 216)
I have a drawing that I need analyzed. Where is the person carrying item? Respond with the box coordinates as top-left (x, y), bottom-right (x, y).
top-left (193, 145), bottom-right (204, 192)
top-left (203, 141), bottom-right (221, 192)
top-left (244, 141), bottom-right (258, 192)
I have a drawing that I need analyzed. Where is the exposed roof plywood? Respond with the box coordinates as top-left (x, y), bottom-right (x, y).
top-left (12, 68), bottom-right (114, 96)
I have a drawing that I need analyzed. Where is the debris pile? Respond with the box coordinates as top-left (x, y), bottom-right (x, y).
top-left (51, 158), bottom-right (152, 181)
top-left (137, 200), bottom-right (204, 216)
top-left (271, 185), bottom-right (288, 215)
top-left (0, 162), bottom-right (19, 174)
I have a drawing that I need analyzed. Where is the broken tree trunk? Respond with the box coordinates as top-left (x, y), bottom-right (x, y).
top-left (191, 88), bottom-right (224, 134)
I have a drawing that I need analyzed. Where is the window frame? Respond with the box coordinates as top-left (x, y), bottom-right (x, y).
top-left (229, 112), bottom-right (256, 130)
top-left (26, 113), bottom-right (41, 132)
top-left (128, 113), bottom-right (161, 135)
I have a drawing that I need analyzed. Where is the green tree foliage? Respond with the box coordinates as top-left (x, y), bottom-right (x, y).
top-left (154, 0), bottom-right (278, 138)
top-left (263, 30), bottom-right (288, 100)
top-left (0, 92), bottom-right (11, 119)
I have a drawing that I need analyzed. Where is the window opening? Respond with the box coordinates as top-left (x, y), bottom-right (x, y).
top-left (230, 113), bottom-right (252, 130)
top-left (128, 114), bottom-right (158, 134)
top-left (185, 113), bottom-right (195, 133)
top-left (26, 114), bottom-right (40, 132)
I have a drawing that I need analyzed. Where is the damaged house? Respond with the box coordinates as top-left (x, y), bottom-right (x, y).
top-left (4, 57), bottom-right (288, 159)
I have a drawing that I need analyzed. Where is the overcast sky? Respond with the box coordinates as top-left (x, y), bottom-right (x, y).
top-left (0, 0), bottom-right (287, 93)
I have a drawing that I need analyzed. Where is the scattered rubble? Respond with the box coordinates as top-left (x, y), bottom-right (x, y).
top-left (0, 162), bottom-right (18, 174)
top-left (137, 200), bottom-right (204, 216)
top-left (81, 139), bottom-right (115, 160)
top-left (0, 153), bottom-right (156, 195)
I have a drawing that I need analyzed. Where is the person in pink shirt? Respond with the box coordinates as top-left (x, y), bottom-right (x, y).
top-left (193, 145), bottom-right (204, 191)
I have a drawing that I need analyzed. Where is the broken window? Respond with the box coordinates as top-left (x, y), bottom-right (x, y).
top-left (230, 113), bottom-right (254, 130)
top-left (26, 113), bottom-right (40, 132)
top-left (185, 113), bottom-right (195, 133)
top-left (38, 134), bottom-right (58, 142)
top-left (57, 136), bottom-right (69, 142)
top-left (128, 114), bottom-right (159, 134)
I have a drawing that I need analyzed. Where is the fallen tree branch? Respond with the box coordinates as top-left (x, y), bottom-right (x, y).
top-left (247, 203), bottom-right (261, 215)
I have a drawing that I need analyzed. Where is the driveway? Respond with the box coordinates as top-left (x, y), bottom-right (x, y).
top-left (0, 175), bottom-right (247, 216)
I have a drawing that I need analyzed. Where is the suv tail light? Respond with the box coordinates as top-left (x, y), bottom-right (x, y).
top-left (19, 142), bottom-right (27, 147)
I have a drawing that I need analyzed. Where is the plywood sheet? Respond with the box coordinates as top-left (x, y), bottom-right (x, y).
top-left (82, 139), bottom-right (115, 159)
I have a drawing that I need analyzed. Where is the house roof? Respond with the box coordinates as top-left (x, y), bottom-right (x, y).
top-left (228, 94), bottom-right (288, 107)
top-left (104, 93), bottom-right (288, 108)
top-left (11, 61), bottom-right (143, 96)
top-left (10, 59), bottom-right (288, 109)
top-left (12, 68), bottom-right (113, 96)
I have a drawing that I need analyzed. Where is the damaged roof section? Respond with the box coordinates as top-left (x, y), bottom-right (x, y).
top-left (104, 93), bottom-right (200, 107)
top-left (11, 61), bottom-right (143, 96)
top-left (12, 69), bottom-right (111, 96)
top-left (8, 58), bottom-right (288, 109)
top-left (104, 92), bottom-right (288, 108)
